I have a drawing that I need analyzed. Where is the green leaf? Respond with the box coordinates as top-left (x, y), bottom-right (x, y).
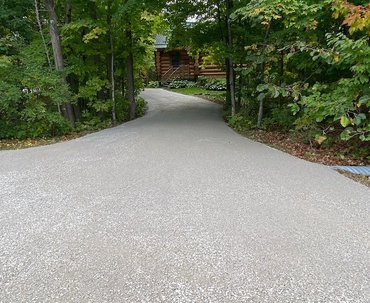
top-left (358, 95), bottom-right (370, 106)
top-left (315, 135), bottom-right (327, 145)
top-left (340, 129), bottom-right (352, 141)
top-left (340, 116), bottom-right (351, 127)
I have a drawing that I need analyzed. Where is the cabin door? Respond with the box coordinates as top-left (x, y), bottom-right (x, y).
top-left (171, 52), bottom-right (181, 67)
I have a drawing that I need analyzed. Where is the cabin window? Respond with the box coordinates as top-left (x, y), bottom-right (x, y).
top-left (171, 52), bottom-right (181, 67)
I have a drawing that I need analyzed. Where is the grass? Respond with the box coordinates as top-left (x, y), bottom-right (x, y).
top-left (169, 87), bottom-right (226, 104)
top-left (170, 87), bottom-right (223, 96)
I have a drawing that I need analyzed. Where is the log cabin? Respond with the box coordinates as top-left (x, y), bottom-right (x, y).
top-left (154, 35), bottom-right (226, 84)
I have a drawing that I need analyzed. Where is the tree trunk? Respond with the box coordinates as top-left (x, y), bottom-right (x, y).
top-left (35, 0), bottom-right (52, 70)
top-left (44, 0), bottom-right (75, 126)
top-left (257, 20), bottom-right (272, 127)
top-left (108, 0), bottom-right (116, 124)
top-left (225, 58), bottom-right (231, 109)
top-left (65, 0), bottom-right (72, 23)
top-left (64, 0), bottom-right (81, 120)
top-left (226, 0), bottom-right (236, 116)
top-left (257, 97), bottom-right (264, 127)
top-left (45, 0), bottom-right (63, 70)
top-left (111, 46), bottom-right (117, 124)
top-left (237, 63), bottom-right (243, 110)
top-left (126, 25), bottom-right (136, 120)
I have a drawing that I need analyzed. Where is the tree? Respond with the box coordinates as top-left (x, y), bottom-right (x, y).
top-left (107, 0), bottom-right (117, 124)
top-left (167, 0), bottom-right (239, 114)
top-left (44, 0), bottom-right (75, 125)
top-left (1, 0), bottom-right (368, 149)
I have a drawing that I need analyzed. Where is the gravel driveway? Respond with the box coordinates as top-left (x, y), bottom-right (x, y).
top-left (0, 88), bottom-right (369, 302)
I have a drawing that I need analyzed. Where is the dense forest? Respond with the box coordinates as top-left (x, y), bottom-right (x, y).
top-left (0, 0), bottom-right (164, 139)
top-left (0, 0), bottom-right (369, 156)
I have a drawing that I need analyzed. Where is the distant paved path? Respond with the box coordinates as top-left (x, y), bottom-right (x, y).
top-left (0, 88), bottom-right (369, 302)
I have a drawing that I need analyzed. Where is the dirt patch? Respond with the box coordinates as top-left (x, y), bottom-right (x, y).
top-left (336, 170), bottom-right (370, 188)
top-left (0, 132), bottom-right (94, 150)
top-left (244, 129), bottom-right (369, 166)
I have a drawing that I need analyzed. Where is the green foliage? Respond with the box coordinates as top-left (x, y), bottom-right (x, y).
top-left (234, 0), bottom-right (326, 29)
top-left (228, 0), bottom-right (369, 147)
top-left (0, 0), bottom-right (369, 158)
top-left (168, 77), bottom-right (226, 91)
top-left (147, 81), bottom-right (159, 88)
top-left (264, 107), bottom-right (296, 130)
top-left (196, 76), bottom-right (208, 87)
top-left (135, 97), bottom-right (148, 117)
top-left (202, 78), bottom-right (227, 91)
top-left (168, 80), bottom-right (196, 89)
top-left (227, 112), bottom-right (254, 132)
top-left (292, 32), bottom-right (370, 142)
top-left (0, 40), bottom-right (74, 139)
top-left (76, 96), bottom-right (147, 132)
top-left (0, 0), bottom-right (164, 140)
top-left (196, 76), bottom-right (227, 91)
top-left (75, 111), bottom-right (111, 132)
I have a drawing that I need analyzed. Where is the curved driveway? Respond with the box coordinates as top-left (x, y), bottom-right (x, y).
top-left (0, 89), bottom-right (369, 302)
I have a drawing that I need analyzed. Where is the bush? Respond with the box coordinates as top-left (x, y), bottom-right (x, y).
top-left (135, 97), bottom-right (147, 117)
top-left (168, 80), bottom-right (196, 89)
top-left (0, 64), bottom-right (73, 139)
top-left (262, 106), bottom-right (296, 130)
top-left (75, 111), bottom-right (111, 132)
top-left (197, 76), bottom-right (208, 87)
top-left (0, 39), bottom-right (77, 139)
top-left (147, 81), bottom-right (159, 88)
top-left (227, 112), bottom-right (253, 132)
top-left (204, 78), bottom-right (227, 91)
top-left (197, 77), bottom-right (227, 91)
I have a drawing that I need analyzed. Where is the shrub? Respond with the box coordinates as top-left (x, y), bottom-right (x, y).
top-left (0, 62), bottom-right (73, 139)
top-left (168, 80), bottom-right (196, 89)
top-left (197, 76), bottom-right (208, 87)
top-left (197, 77), bottom-right (227, 91)
top-left (262, 106), bottom-right (296, 130)
top-left (204, 78), bottom-right (227, 91)
top-left (75, 111), bottom-right (111, 131)
top-left (135, 97), bottom-right (147, 117)
top-left (147, 81), bottom-right (159, 88)
top-left (227, 112), bottom-right (253, 132)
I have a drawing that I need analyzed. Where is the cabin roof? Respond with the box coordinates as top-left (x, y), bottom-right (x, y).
top-left (154, 35), bottom-right (168, 49)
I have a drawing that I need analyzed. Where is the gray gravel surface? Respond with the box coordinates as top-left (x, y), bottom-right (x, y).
top-left (0, 88), bottom-right (369, 302)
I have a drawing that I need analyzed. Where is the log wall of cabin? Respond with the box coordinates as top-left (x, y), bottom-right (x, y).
top-left (198, 56), bottom-right (226, 78)
top-left (155, 49), bottom-right (226, 82)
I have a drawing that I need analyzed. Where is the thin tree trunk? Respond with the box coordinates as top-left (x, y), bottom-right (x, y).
top-left (111, 47), bottom-right (116, 124)
top-left (35, 0), bottom-right (52, 70)
top-left (226, 0), bottom-right (236, 116)
top-left (257, 98), bottom-right (264, 127)
top-left (126, 25), bottom-right (136, 120)
top-left (121, 63), bottom-right (126, 97)
top-left (215, 3), bottom-right (230, 109)
top-left (64, 0), bottom-right (81, 120)
top-left (35, 0), bottom-right (59, 113)
top-left (237, 63), bottom-right (243, 110)
top-left (278, 50), bottom-right (284, 107)
top-left (45, 0), bottom-right (63, 70)
top-left (257, 20), bottom-right (272, 127)
top-left (65, 0), bottom-right (72, 24)
top-left (108, 0), bottom-right (116, 124)
top-left (44, 0), bottom-right (75, 126)
top-left (225, 58), bottom-right (231, 109)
